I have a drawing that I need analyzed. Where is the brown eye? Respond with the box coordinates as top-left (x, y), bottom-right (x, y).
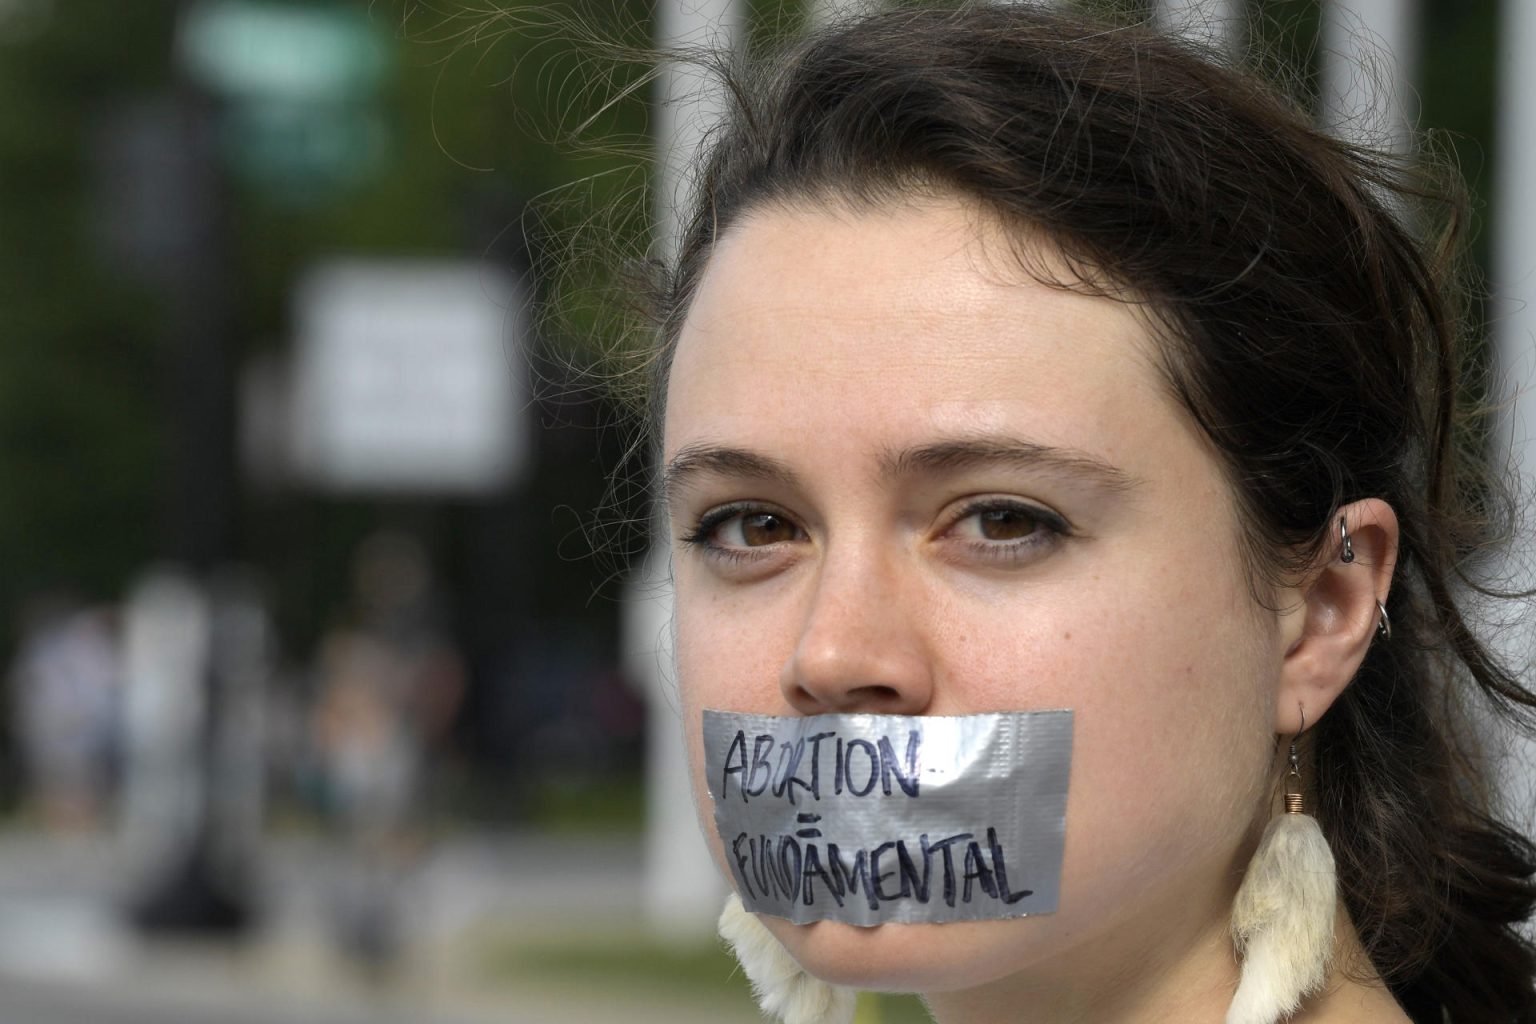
top-left (738, 512), bottom-right (799, 546)
top-left (681, 504), bottom-right (808, 560)
top-left (977, 507), bottom-right (1043, 541)
top-left (942, 500), bottom-right (1068, 568)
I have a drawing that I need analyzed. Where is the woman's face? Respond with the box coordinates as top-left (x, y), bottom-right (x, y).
top-left (662, 197), bottom-right (1286, 996)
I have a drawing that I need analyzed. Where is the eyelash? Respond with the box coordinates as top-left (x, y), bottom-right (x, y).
top-left (678, 498), bottom-right (1072, 567)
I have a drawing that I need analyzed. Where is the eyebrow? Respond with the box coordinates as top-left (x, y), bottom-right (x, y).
top-left (880, 437), bottom-right (1142, 493)
top-left (662, 435), bottom-right (1141, 507)
top-left (662, 444), bottom-right (798, 509)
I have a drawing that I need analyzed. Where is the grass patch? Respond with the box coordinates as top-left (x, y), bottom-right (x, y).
top-left (521, 775), bottom-right (646, 833)
top-left (486, 931), bottom-right (932, 1022)
top-left (508, 934), bottom-right (753, 998)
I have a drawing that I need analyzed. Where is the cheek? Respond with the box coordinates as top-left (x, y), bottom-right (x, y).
top-left (948, 549), bottom-right (1277, 905)
top-left (673, 578), bottom-right (802, 870)
top-left (673, 578), bottom-right (800, 722)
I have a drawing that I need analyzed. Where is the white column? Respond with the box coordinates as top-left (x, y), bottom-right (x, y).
top-left (641, 0), bottom-right (742, 945)
top-left (1318, 0), bottom-right (1418, 150)
top-left (804, 0), bottom-right (838, 31)
top-left (655, 0), bottom-right (742, 263)
top-left (1154, 0), bottom-right (1246, 55)
top-left (1493, 0), bottom-right (1536, 856)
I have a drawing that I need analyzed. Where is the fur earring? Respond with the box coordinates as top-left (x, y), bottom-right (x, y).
top-left (1227, 713), bottom-right (1337, 1024)
top-left (718, 892), bottom-right (858, 1024)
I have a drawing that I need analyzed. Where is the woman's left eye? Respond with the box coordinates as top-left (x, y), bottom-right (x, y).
top-left (944, 499), bottom-right (1071, 562)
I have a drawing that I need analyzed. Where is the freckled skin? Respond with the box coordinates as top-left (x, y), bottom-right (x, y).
top-left (663, 198), bottom-right (1286, 1014)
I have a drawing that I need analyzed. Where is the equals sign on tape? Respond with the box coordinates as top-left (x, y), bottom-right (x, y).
top-left (795, 813), bottom-right (822, 839)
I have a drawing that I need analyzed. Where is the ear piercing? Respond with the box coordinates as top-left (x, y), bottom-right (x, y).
top-left (1339, 517), bottom-right (1389, 640)
top-left (1284, 706), bottom-right (1307, 814)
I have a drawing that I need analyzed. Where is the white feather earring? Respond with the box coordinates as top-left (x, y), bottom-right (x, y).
top-left (718, 892), bottom-right (858, 1024)
top-left (1227, 716), bottom-right (1338, 1024)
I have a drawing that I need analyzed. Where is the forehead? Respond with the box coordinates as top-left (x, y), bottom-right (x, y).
top-left (664, 197), bottom-right (1193, 473)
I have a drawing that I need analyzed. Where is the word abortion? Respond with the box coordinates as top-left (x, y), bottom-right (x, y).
top-left (717, 725), bottom-right (922, 804)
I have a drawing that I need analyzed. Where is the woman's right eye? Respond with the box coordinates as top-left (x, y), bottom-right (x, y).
top-left (680, 504), bottom-right (807, 560)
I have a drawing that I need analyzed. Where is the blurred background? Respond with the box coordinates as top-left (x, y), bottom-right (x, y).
top-left (0, 0), bottom-right (1529, 1022)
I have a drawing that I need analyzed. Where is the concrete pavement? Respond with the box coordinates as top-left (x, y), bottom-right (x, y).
top-left (0, 830), bottom-right (762, 1024)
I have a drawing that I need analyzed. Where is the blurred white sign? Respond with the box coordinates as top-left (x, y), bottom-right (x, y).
top-left (291, 260), bottom-right (527, 494)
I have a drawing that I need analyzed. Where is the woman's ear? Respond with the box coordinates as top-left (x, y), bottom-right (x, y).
top-left (1273, 498), bottom-right (1398, 734)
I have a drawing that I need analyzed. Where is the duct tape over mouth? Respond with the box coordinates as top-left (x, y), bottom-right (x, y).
top-left (703, 709), bottom-right (1073, 927)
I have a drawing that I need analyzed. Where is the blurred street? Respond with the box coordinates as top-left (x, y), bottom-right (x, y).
top-left (0, 830), bottom-right (761, 1024)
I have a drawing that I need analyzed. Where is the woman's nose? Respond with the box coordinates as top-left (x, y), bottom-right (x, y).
top-left (779, 543), bottom-right (935, 715)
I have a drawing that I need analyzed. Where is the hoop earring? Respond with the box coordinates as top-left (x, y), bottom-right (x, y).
top-left (1338, 517), bottom-right (1354, 563)
top-left (1227, 709), bottom-right (1337, 1024)
top-left (1376, 599), bottom-right (1391, 640)
top-left (718, 893), bottom-right (857, 1024)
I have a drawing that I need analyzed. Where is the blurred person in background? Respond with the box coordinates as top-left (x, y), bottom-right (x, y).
top-left (8, 591), bottom-right (121, 833)
top-left (310, 528), bottom-right (463, 973)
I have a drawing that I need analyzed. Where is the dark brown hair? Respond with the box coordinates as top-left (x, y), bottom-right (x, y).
top-left (646, 3), bottom-right (1536, 1020)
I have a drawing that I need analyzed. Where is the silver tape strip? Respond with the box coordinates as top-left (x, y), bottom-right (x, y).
top-left (703, 709), bottom-right (1073, 926)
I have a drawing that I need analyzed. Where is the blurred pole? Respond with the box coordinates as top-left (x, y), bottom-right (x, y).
top-left (167, 82), bottom-right (237, 569)
top-left (654, 0), bottom-right (742, 262)
top-left (104, 0), bottom-right (254, 935)
top-left (121, 573), bottom-right (209, 899)
top-left (623, 548), bottom-right (712, 944)
top-left (121, 569), bottom-right (265, 934)
top-left (804, 0), bottom-right (843, 30)
top-left (1494, 0), bottom-right (1536, 851)
top-left (93, 82), bottom-right (235, 564)
top-left (1153, 0), bottom-right (1245, 54)
top-left (1318, 0), bottom-right (1419, 151)
top-left (645, 0), bottom-right (742, 944)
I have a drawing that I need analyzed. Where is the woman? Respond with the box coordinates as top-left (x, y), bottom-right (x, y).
top-left (632, 3), bottom-right (1536, 1021)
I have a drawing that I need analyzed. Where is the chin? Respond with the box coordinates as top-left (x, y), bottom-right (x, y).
top-left (760, 914), bottom-right (1048, 993)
